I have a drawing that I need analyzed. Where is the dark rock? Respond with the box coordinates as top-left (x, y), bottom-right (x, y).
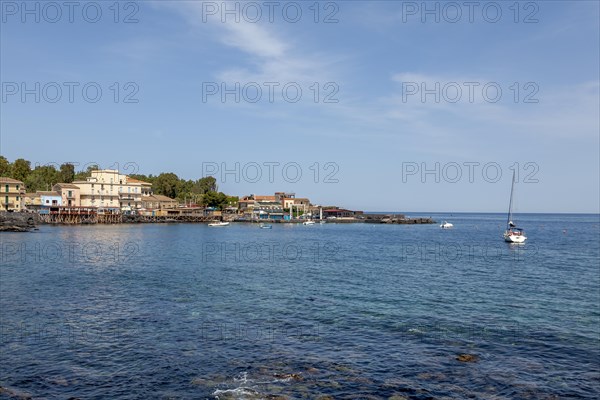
top-left (456, 353), bottom-right (479, 362)
top-left (273, 373), bottom-right (303, 381)
top-left (0, 212), bottom-right (37, 232)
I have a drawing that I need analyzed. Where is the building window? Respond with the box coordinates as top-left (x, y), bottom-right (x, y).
top-left (4, 185), bottom-right (8, 193)
top-left (16, 185), bottom-right (19, 190)
top-left (68, 191), bottom-right (72, 197)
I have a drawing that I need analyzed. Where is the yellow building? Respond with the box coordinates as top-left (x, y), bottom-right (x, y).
top-left (73, 170), bottom-right (151, 211)
top-left (23, 193), bottom-right (42, 210)
top-left (0, 177), bottom-right (25, 211)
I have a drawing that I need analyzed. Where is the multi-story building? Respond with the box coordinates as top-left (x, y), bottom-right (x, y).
top-left (0, 177), bottom-right (25, 211)
top-left (282, 197), bottom-right (311, 211)
top-left (73, 170), bottom-right (151, 211)
top-left (53, 183), bottom-right (81, 207)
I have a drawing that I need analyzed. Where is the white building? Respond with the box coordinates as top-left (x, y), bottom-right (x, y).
top-left (73, 170), bottom-right (151, 210)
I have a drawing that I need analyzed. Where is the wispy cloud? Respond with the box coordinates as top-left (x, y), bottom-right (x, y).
top-left (167, 1), bottom-right (337, 86)
top-left (220, 21), bottom-right (287, 59)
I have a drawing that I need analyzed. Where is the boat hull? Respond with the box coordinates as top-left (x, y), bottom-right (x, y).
top-left (504, 232), bottom-right (527, 243)
top-left (208, 222), bottom-right (230, 227)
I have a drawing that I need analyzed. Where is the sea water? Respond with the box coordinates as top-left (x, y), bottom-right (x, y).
top-left (1, 213), bottom-right (598, 398)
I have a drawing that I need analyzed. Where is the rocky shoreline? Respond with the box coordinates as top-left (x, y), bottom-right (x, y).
top-left (1, 212), bottom-right (435, 229)
top-left (0, 213), bottom-right (39, 232)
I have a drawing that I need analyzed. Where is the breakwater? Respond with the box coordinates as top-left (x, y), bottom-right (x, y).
top-left (1, 212), bottom-right (435, 228)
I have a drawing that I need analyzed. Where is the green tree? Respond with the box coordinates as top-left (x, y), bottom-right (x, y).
top-left (202, 191), bottom-right (229, 210)
top-left (193, 176), bottom-right (218, 194)
top-left (153, 172), bottom-right (180, 198)
top-left (0, 156), bottom-right (10, 176)
top-left (11, 158), bottom-right (31, 182)
top-left (59, 163), bottom-right (75, 183)
top-left (25, 165), bottom-right (60, 192)
top-left (176, 179), bottom-right (194, 201)
top-left (73, 164), bottom-right (98, 181)
top-left (130, 174), bottom-right (155, 185)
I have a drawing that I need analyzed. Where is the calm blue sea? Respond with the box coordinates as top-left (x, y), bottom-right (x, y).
top-left (1, 213), bottom-right (599, 399)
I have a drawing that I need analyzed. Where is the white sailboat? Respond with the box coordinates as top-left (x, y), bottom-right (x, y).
top-left (503, 171), bottom-right (527, 243)
top-left (440, 221), bottom-right (454, 229)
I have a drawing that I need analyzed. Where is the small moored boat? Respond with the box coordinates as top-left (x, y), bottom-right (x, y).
top-left (208, 221), bottom-right (230, 227)
top-left (440, 221), bottom-right (453, 229)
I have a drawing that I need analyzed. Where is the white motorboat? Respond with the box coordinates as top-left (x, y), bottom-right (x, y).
top-left (303, 220), bottom-right (315, 225)
top-left (503, 171), bottom-right (527, 243)
top-left (208, 221), bottom-right (230, 227)
top-left (440, 221), bottom-right (453, 229)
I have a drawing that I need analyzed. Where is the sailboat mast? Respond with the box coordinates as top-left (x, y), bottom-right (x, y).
top-left (507, 170), bottom-right (515, 228)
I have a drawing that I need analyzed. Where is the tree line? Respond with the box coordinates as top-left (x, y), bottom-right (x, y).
top-left (0, 156), bottom-right (238, 209)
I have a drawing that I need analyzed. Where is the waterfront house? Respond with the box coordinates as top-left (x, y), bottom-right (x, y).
top-left (254, 208), bottom-right (285, 220)
top-left (142, 194), bottom-right (178, 210)
top-left (282, 197), bottom-right (311, 212)
top-left (238, 198), bottom-right (256, 212)
top-left (0, 177), bottom-right (25, 211)
top-left (38, 191), bottom-right (62, 207)
top-left (238, 195), bottom-right (279, 212)
top-left (53, 183), bottom-right (81, 207)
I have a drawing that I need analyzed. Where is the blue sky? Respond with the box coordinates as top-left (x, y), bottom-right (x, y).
top-left (1, 0), bottom-right (599, 213)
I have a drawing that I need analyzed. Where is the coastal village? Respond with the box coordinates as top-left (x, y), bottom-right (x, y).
top-left (1, 169), bottom-right (435, 228)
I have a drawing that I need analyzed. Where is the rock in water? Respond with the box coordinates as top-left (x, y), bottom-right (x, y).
top-left (0, 213), bottom-right (37, 232)
top-left (456, 353), bottom-right (479, 362)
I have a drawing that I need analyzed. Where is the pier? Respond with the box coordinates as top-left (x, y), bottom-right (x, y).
top-left (122, 214), bottom-right (218, 223)
top-left (38, 207), bottom-right (122, 224)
